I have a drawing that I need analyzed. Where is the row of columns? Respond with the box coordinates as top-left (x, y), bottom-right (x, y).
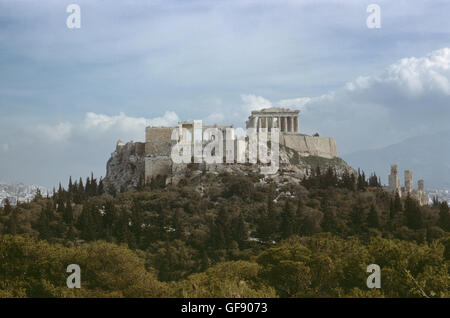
top-left (254, 116), bottom-right (298, 133)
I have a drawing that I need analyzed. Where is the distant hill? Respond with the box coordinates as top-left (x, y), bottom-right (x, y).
top-left (342, 130), bottom-right (450, 189)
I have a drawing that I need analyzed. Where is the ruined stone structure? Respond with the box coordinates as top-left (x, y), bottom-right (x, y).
top-left (384, 164), bottom-right (428, 205)
top-left (246, 108), bottom-right (300, 132)
top-left (387, 165), bottom-right (401, 194)
top-left (246, 108), bottom-right (338, 159)
top-left (103, 107), bottom-right (352, 191)
top-left (142, 107), bottom-right (338, 183)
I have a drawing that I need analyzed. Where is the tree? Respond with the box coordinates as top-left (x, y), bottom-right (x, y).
top-left (357, 169), bottom-right (367, 191)
top-left (256, 193), bottom-right (278, 242)
top-left (37, 209), bottom-right (50, 240)
top-left (368, 173), bottom-right (380, 187)
top-left (8, 208), bottom-right (18, 235)
top-left (34, 188), bottom-right (43, 201)
top-left (321, 207), bottom-right (338, 233)
top-left (349, 202), bottom-right (366, 234)
top-left (63, 199), bottom-right (74, 224)
top-left (404, 194), bottom-right (423, 230)
top-left (3, 198), bottom-right (12, 216)
top-left (231, 212), bottom-right (248, 247)
top-left (367, 204), bottom-right (380, 229)
top-left (97, 177), bottom-right (105, 195)
top-left (280, 200), bottom-right (296, 239)
top-left (438, 202), bottom-right (450, 231)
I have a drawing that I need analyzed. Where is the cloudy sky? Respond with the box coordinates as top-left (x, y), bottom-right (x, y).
top-left (1, 0), bottom-right (450, 187)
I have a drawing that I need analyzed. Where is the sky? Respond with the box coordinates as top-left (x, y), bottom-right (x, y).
top-left (0, 0), bottom-right (450, 188)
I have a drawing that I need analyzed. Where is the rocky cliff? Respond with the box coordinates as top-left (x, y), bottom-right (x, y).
top-left (104, 140), bottom-right (355, 192)
top-left (103, 141), bottom-right (146, 192)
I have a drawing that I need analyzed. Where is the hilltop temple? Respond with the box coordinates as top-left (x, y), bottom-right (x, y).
top-left (141, 107), bottom-right (338, 182)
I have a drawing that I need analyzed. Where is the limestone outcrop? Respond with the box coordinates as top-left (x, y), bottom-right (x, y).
top-left (103, 141), bottom-right (145, 192)
top-left (104, 140), bottom-right (354, 191)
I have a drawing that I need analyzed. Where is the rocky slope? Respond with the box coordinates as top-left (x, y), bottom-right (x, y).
top-left (103, 141), bottom-right (146, 192)
top-left (104, 141), bottom-right (355, 192)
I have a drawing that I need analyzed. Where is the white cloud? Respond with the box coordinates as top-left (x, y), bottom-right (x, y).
top-left (36, 122), bottom-right (73, 142)
top-left (147, 111), bottom-right (180, 127)
top-left (32, 111), bottom-right (180, 144)
top-left (2, 144), bottom-right (9, 152)
top-left (242, 48), bottom-right (450, 153)
top-left (241, 94), bottom-right (273, 112)
top-left (83, 111), bottom-right (179, 132)
top-left (277, 97), bottom-right (311, 110)
top-left (203, 112), bottom-right (225, 125)
top-left (240, 95), bottom-right (310, 115)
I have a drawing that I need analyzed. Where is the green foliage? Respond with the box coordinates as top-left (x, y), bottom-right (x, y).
top-left (0, 171), bottom-right (448, 298)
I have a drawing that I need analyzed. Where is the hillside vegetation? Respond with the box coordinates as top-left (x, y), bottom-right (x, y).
top-left (1, 168), bottom-right (449, 297)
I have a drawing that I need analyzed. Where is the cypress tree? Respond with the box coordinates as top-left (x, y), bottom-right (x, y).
top-left (438, 201), bottom-right (450, 231)
top-left (63, 199), bottom-right (74, 224)
top-left (280, 200), bottom-right (295, 239)
top-left (367, 204), bottom-right (380, 229)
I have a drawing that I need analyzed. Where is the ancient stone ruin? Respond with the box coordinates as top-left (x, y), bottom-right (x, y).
top-left (104, 107), bottom-right (351, 191)
top-left (384, 164), bottom-right (428, 205)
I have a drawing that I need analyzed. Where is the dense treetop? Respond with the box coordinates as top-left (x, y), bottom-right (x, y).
top-left (0, 168), bottom-right (449, 297)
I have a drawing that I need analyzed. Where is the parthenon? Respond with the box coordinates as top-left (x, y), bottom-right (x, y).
top-left (246, 108), bottom-right (300, 132)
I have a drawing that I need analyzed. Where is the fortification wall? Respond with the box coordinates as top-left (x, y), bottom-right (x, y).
top-left (145, 127), bottom-right (173, 156)
top-left (144, 156), bottom-right (172, 183)
top-left (280, 134), bottom-right (338, 159)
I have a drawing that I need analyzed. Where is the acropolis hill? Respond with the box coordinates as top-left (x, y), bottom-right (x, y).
top-left (104, 107), bottom-right (352, 191)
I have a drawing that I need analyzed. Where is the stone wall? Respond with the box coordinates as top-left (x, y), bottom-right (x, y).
top-left (145, 127), bottom-right (173, 156)
top-left (280, 134), bottom-right (338, 159)
top-left (144, 156), bottom-right (172, 184)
